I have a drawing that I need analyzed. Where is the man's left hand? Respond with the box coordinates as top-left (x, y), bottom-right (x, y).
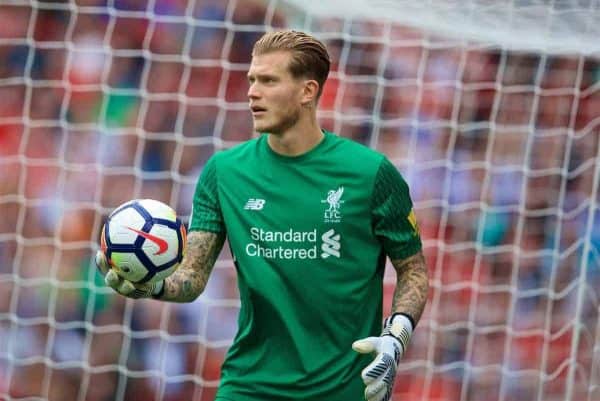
top-left (352, 314), bottom-right (414, 401)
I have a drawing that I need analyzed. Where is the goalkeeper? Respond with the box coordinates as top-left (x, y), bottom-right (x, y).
top-left (96, 30), bottom-right (429, 401)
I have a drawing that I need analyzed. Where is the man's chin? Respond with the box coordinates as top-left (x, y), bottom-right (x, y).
top-left (253, 123), bottom-right (274, 134)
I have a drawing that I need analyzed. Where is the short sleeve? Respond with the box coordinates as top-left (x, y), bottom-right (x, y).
top-left (189, 155), bottom-right (225, 233)
top-left (371, 157), bottom-right (422, 260)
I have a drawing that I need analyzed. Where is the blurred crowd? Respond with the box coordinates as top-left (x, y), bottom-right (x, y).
top-left (1, 0), bottom-right (599, 400)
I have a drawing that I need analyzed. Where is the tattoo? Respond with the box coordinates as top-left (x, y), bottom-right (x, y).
top-left (161, 230), bottom-right (225, 303)
top-left (390, 251), bottom-right (429, 326)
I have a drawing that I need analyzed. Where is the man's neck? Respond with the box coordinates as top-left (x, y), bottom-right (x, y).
top-left (267, 118), bottom-right (324, 157)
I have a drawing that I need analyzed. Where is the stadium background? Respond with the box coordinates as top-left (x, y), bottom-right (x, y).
top-left (0, 0), bottom-right (599, 400)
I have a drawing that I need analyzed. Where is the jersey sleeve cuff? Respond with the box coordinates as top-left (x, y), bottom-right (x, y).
top-left (188, 224), bottom-right (225, 234)
top-left (386, 238), bottom-right (422, 261)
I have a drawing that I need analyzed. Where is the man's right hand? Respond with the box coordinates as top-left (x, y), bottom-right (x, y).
top-left (95, 251), bottom-right (164, 299)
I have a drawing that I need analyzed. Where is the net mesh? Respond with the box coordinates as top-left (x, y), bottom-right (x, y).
top-left (0, 1), bottom-right (599, 400)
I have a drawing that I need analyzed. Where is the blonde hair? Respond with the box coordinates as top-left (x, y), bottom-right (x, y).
top-left (252, 30), bottom-right (331, 98)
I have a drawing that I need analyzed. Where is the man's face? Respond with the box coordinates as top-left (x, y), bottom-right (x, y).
top-left (247, 51), bottom-right (306, 134)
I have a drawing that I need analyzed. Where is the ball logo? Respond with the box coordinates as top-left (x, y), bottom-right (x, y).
top-left (126, 227), bottom-right (169, 255)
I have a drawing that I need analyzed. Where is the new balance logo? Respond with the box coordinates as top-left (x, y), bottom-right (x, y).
top-left (244, 198), bottom-right (266, 210)
top-left (321, 229), bottom-right (341, 258)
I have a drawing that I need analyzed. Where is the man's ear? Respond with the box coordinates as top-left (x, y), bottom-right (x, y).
top-left (301, 79), bottom-right (320, 106)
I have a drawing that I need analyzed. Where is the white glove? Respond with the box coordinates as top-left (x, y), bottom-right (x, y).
top-left (352, 313), bottom-right (414, 401)
top-left (95, 251), bottom-right (164, 299)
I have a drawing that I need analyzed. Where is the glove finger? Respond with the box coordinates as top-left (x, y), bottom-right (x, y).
top-left (365, 379), bottom-right (387, 401)
top-left (365, 379), bottom-right (389, 401)
top-left (105, 269), bottom-right (122, 289)
top-left (352, 337), bottom-right (380, 354)
top-left (95, 251), bottom-right (110, 276)
top-left (361, 352), bottom-right (393, 385)
top-left (117, 278), bottom-right (137, 296)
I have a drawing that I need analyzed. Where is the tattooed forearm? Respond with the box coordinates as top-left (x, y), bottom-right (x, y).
top-left (161, 230), bottom-right (225, 303)
top-left (391, 250), bottom-right (429, 325)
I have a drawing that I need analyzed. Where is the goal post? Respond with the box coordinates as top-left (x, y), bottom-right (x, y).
top-left (0, 1), bottom-right (599, 401)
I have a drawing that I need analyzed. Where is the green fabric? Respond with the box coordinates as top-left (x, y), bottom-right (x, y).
top-left (190, 131), bottom-right (422, 401)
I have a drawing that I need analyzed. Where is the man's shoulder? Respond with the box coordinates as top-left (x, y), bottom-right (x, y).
top-left (211, 136), bottom-right (261, 164)
top-left (327, 133), bottom-right (385, 167)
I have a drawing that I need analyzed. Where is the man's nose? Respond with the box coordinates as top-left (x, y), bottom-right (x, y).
top-left (248, 83), bottom-right (260, 99)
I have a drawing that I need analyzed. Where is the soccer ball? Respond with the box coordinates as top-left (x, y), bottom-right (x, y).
top-left (100, 199), bottom-right (187, 284)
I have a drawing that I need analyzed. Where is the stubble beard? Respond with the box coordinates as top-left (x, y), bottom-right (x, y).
top-left (253, 107), bottom-right (300, 135)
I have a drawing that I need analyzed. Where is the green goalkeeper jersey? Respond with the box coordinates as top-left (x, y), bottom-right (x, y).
top-left (189, 131), bottom-right (422, 401)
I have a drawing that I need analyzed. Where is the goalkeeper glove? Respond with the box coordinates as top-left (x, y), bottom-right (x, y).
top-left (95, 251), bottom-right (165, 299)
top-left (352, 313), bottom-right (414, 401)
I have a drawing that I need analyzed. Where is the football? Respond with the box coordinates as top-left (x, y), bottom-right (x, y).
top-left (100, 199), bottom-right (187, 284)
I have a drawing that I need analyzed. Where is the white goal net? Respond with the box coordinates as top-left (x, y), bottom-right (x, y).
top-left (0, 1), bottom-right (599, 400)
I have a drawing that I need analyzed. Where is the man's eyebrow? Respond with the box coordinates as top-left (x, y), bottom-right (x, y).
top-left (247, 73), bottom-right (278, 80)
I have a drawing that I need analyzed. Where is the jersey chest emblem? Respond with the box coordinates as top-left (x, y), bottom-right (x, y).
top-left (321, 186), bottom-right (344, 223)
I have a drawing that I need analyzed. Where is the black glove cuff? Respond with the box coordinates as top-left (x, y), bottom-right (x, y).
top-left (394, 312), bottom-right (416, 331)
